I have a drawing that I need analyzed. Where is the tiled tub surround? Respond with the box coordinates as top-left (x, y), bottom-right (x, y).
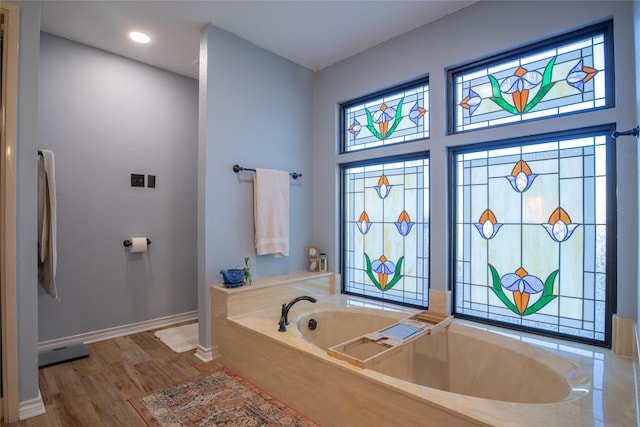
top-left (210, 273), bottom-right (637, 426)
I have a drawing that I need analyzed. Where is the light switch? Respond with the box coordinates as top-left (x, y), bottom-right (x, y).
top-left (131, 173), bottom-right (145, 187)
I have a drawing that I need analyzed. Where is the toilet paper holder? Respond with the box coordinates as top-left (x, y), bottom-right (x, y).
top-left (123, 238), bottom-right (152, 247)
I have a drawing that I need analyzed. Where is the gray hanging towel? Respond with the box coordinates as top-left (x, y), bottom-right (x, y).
top-left (38, 149), bottom-right (59, 300)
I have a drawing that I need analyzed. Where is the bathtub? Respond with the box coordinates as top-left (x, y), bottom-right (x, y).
top-left (211, 274), bottom-right (635, 426)
top-left (296, 309), bottom-right (586, 405)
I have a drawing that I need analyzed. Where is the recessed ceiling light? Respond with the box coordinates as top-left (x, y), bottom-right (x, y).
top-left (129, 32), bottom-right (150, 44)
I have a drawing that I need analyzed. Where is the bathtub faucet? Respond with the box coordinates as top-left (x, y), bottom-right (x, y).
top-left (278, 296), bottom-right (317, 332)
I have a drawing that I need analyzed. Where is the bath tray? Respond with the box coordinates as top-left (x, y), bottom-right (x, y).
top-left (327, 311), bottom-right (452, 369)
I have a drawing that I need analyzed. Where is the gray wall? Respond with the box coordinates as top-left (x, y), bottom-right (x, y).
top-left (37, 33), bottom-right (199, 340)
top-left (198, 25), bottom-right (314, 349)
top-left (312, 1), bottom-right (638, 318)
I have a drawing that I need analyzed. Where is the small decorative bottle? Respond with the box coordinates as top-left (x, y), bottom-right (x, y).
top-left (319, 253), bottom-right (327, 272)
top-left (243, 257), bottom-right (252, 285)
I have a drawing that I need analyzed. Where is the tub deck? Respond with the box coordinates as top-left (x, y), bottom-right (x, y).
top-left (211, 273), bottom-right (638, 426)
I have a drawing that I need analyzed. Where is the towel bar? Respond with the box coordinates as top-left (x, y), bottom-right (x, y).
top-left (233, 164), bottom-right (301, 180)
top-left (612, 126), bottom-right (639, 138)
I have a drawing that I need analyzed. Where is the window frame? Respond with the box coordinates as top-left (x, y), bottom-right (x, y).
top-left (446, 19), bottom-right (614, 135)
top-left (340, 151), bottom-right (431, 310)
top-left (448, 124), bottom-right (617, 347)
top-left (340, 76), bottom-right (429, 154)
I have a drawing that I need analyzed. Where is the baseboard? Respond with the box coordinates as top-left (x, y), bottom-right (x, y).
top-left (38, 311), bottom-right (198, 351)
top-left (194, 344), bottom-right (219, 362)
top-left (635, 325), bottom-right (640, 418)
top-left (612, 314), bottom-right (637, 359)
top-left (636, 324), bottom-right (640, 362)
top-left (19, 389), bottom-right (46, 420)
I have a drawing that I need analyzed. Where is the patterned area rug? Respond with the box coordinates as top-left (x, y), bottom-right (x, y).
top-left (129, 367), bottom-right (319, 426)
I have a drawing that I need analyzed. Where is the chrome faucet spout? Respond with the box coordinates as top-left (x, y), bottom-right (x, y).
top-left (278, 296), bottom-right (317, 332)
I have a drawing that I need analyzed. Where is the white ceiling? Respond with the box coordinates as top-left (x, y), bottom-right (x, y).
top-left (39, 0), bottom-right (477, 79)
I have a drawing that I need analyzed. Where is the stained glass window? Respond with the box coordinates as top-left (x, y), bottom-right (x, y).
top-left (450, 21), bottom-right (612, 133)
top-left (342, 78), bottom-right (429, 153)
top-left (451, 126), bottom-right (615, 345)
top-left (342, 156), bottom-right (429, 308)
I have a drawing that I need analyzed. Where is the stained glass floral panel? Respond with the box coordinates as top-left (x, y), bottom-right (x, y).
top-left (342, 80), bottom-right (429, 153)
top-left (452, 129), bottom-right (613, 345)
top-left (343, 157), bottom-right (429, 307)
top-left (451, 21), bottom-right (611, 133)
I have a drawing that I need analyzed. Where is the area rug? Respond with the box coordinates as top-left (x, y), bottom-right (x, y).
top-left (129, 367), bottom-right (319, 426)
top-left (154, 323), bottom-right (198, 353)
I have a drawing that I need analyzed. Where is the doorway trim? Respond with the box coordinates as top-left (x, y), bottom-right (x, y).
top-left (1, 1), bottom-right (20, 423)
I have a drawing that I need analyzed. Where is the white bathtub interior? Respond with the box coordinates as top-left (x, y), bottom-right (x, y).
top-left (296, 308), bottom-right (586, 404)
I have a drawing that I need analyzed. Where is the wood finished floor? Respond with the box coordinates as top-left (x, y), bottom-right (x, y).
top-left (9, 322), bottom-right (220, 427)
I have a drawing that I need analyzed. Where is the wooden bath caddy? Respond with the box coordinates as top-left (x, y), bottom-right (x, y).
top-left (327, 311), bottom-right (452, 369)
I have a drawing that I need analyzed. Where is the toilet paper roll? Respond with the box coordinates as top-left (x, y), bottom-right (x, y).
top-left (129, 237), bottom-right (148, 253)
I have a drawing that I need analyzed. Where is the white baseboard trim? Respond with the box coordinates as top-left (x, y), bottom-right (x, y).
top-left (194, 344), bottom-right (218, 362)
top-left (635, 324), bottom-right (639, 361)
top-left (38, 311), bottom-right (198, 351)
top-left (19, 389), bottom-right (46, 420)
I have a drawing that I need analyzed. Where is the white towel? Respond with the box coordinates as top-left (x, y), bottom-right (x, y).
top-left (254, 168), bottom-right (289, 256)
top-left (38, 150), bottom-right (59, 300)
